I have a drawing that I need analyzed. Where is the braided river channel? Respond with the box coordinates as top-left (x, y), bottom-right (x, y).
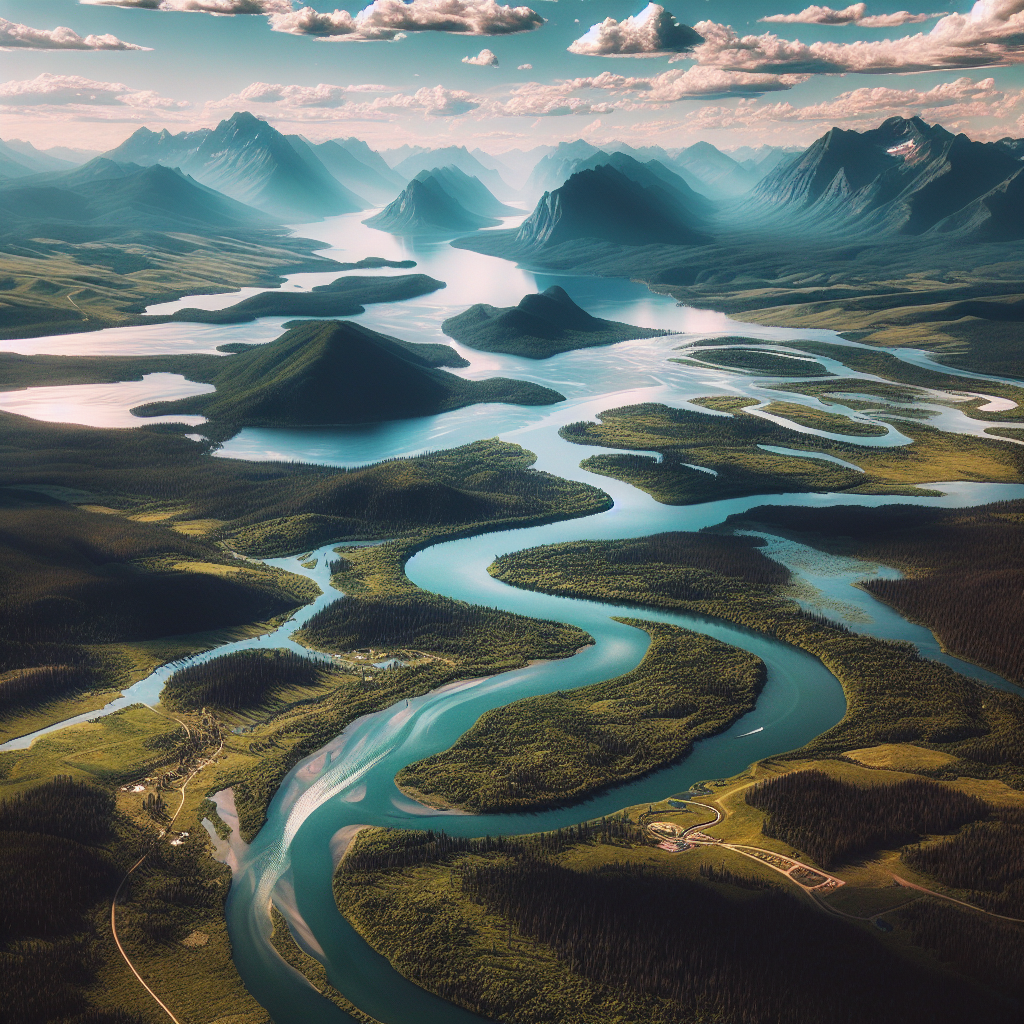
top-left (5, 211), bottom-right (1024, 1023)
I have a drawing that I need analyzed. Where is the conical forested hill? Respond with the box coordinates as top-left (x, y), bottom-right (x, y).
top-left (134, 319), bottom-right (564, 426)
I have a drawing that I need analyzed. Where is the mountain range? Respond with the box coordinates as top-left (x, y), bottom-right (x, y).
top-left (0, 158), bottom-right (275, 235)
top-left (442, 285), bottom-right (668, 359)
top-left (391, 145), bottom-right (514, 200)
top-left (103, 112), bottom-right (370, 220)
top-left (511, 164), bottom-right (713, 251)
top-left (747, 116), bottom-right (1024, 241)
top-left (133, 318), bottom-right (564, 426)
top-left (307, 138), bottom-right (406, 206)
top-left (364, 168), bottom-right (508, 234)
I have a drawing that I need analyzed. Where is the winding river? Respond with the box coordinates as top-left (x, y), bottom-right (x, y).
top-left (5, 210), bottom-right (1024, 1023)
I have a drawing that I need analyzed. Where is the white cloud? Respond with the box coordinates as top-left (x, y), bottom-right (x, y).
top-left (463, 47), bottom-right (499, 64)
top-left (81, 0), bottom-right (294, 13)
top-left (211, 81), bottom-right (391, 107)
top-left (568, 3), bottom-right (703, 56)
top-left (0, 73), bottom-right (189, 108)
top-left (677, 76), bottom-right (1006, 132)
top-left (0, 17), bottom-right (148, 50)
top-left (209, 81), bottom-right (481, 117)
top-left (489, 82), bottom-right (617, 115)
top-left (518, 62), bottom-right (532, 68)
top-left (685, 2), bottom-right (1024, 74)
top-left (486, 65), bottom-right (801, 117)
top-left (759, 4), bottom-right (944, 27)
top-left (268, 0), bottom-right (543, 41)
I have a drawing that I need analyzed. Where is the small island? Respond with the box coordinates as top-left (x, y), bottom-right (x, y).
top-left (169, 273), bottom-right (444, 325)
top-left (442, 285), bottom-right (670, 359)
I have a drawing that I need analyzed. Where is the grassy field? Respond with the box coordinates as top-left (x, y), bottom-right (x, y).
top-left (0, 226), bottom-right (340, 340)
top-left (757, 400), bottom-right (889, 436)
top-left (560, 398), bottom-right (1024, 506)
top-left (673, 347), bottom-right (832, 377)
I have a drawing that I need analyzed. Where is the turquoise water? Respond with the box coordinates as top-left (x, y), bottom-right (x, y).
top-left (7, 211), bottom-right (1023, 1022)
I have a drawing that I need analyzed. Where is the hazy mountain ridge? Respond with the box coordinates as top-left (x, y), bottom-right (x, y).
top-left (364, 171), bottom-right (502, 234)
top-left (311, 138), bottom-right (406, 206)
top-left (393, 145), bottom-right (513, 199)
top-left (514, 164), bottom-right (713, 250)
top-left (103, 112), bottom-right (368, 220)
top-left (0, 159), bottom-right (275, 233)
top-left (413, 165), bottom-right (518, 218)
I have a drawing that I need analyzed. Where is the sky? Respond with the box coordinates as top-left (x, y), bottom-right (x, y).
top-left (1, 0), bottom-right (1023, 153)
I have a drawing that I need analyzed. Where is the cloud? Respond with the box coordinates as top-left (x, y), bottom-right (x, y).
top-left (686, 2), bottom-right (1024, 74)
top-left (268, 0), bottom-right (544, 41)
top-left (0, 17), bottom-right (148, 50)
top-left (81, 0), bottom-right (294, 13)
top-left (677, 76), bottom-right (1006, 132)
top-left (0, 73), bottom-right (189, 108)
top-left (759, 4), bottom-right (944, 27)
top-left (209, 81), bottom-right (481, 117)
top-left (568, 3), bottom-right (703, 56)
top-left (486, 65), bottom-right (802, 116)
top-left (625, 66), bottom-right (808, 101)
top-left (211, 81), bottom-right (391, 107)
top-left (518, 62), bottom-right (532, 68)
top-left (489, 82), bottom-right (617, 115)
top-left (463, 47), bottom-right (499, 64)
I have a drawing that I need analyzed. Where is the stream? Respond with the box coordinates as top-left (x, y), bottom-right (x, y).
top-left (5, 209), bottom-right (1024, 1023)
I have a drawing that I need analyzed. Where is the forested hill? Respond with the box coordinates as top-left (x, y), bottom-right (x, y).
top-left (443, 285), bottom-right (669, 359)
top-left (134, 319), bottom-right (565, 427)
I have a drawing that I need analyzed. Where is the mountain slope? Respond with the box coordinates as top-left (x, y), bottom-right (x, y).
top-left (672, 142), bottom-right (759, 197)
top-left (747, 116), bottom-right (1024, 239)
top-left (513, 165), bottom-right (713, 249)
top-left (524, 140), bottom-right (604, 198)
top-left (413, 165), bottom-right (517, 218)
top-left (442, 285), bottom-right (668, 358)
top-left (0, 139), bottom-right (73, 176)
top-left (309, 139), bottom-right (403, 205)
top-left (364, 174), bottom-right (499, 234)
top-left (134, 319), bottom-right (564, 426)
top-left (566, 152), bottom-right (714, 223)
top-left (0, 160), bottom-right (274, 232)
top-left (103, 112), bottom-right (365, 220)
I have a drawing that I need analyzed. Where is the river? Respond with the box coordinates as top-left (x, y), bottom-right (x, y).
top-left (4, 209), bottom-right (1023, 1023)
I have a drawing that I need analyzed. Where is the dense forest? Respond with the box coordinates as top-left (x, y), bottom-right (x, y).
top-left (726, 500), bottom-right (1024, 684)
top-left (298, 591), bottom-right (588, 667)
top-left (0, 777), bottom-right (128, 1024)
top-left (336, 827), bottom-right (1018, 1024)
top-left (893, 899), bottom-right (1024, 998)
top-left (902, 817), bottom-right (1024, 916)
top-left (395, 620), bottom-right (764, 812)
top-left (489, 531), bottom-right (1024, 787)
top-left (0, 419), bottom-right (610, 557)
top-left (746, 770), bottom-right (989, 868)
top-left (0, 497), bottom-right (314, 649)
top-left (161, 648), bottom-right (326, 712)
